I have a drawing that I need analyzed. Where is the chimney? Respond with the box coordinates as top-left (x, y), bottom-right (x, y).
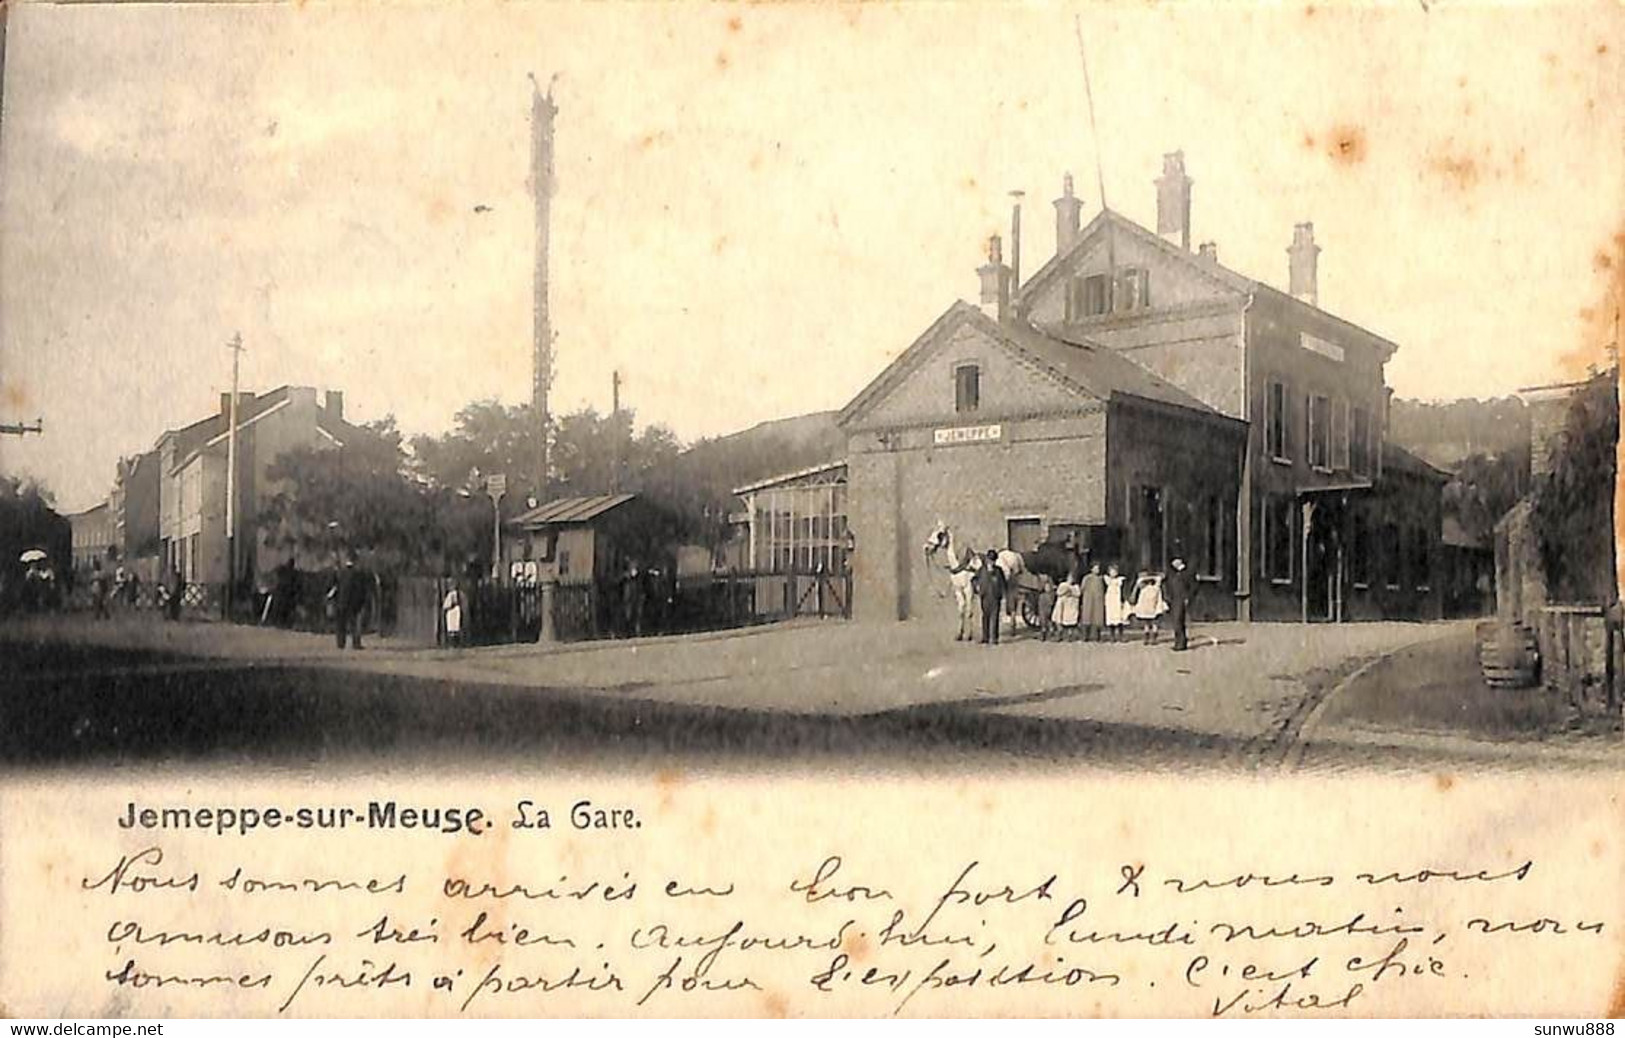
top-left (326, 390), bottom-right (344, 420)
top-left (1008, 190), bottom-right (1025, 294)
top-left (1053, 172), bottom-right (1083, 257)
top-left (977, 234), bottom-right (1012, 323)
top-left (1198, 241), bottom-right (1218, 263)
top-left (1288, 222), bottom-right (1320, 305)
top-left (1155, 151), bottom-right (1192, 251)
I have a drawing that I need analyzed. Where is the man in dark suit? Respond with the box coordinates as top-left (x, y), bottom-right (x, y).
top-left (332, 555), bottom-right (371, 650)
top-left (975, 550), bottom-right (1008, 646)
top-left (1165, 557), bottom-right (1196, 652)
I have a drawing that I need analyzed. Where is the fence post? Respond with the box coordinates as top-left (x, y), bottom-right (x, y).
top-left (539, 580), bottom-right (557, 644)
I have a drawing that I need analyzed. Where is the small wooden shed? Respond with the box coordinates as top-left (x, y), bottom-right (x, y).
top-left (503, 493), bottom-right (681, 586)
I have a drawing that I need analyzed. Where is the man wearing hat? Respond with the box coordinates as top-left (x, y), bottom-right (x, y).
top-left (1165, 557), bottom-right (1196, 652)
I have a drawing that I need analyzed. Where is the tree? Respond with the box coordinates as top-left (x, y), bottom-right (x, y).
top-left (1441, 444), bottom-right (1530, 545)
top-left (0, 472), bottom-right (70, 605)
top-left (1531, 374), bottom-right (1617, 603)
top-left (410, 400), bottom-right (702, 537)
top-left (255, 417), bottom-right (487, 575)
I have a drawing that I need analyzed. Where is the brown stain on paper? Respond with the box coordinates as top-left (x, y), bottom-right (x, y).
top-left (1304, 125), bottom-right (1367, 166)
top-left (1555, 228), bottom-right (1625, 381)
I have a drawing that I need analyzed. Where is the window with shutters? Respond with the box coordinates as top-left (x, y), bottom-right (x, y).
top-left (1266, 379), bottom-right (1291, 463)
top-left (1308, 393), bottom-right (1332, 471)
top-left (1351, 405), bottom-right (1371, 476)
top-left (1351, 511), bottom-right (1371, 587)
top-left (1082, 275), bottom-right (1108, 316)
top-left (954, 364), bottom-right (980, 413)
top-left (1333, 398), bottom-right (1351, 471)
top-left (1384, 522), bottom-right (1402, 589)
top-left (1265, 495), bottom-right (1294, 583)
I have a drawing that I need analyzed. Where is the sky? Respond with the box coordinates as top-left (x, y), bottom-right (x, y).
top-left (0, 1), bottom-right (1620, 513)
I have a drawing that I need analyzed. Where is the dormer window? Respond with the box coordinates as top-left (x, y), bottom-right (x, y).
top-left (954, 364), bottom-right (981, 413)
top-left (1116, 267), bottom-right (1150, 311)
top-left (1080, 275), bottom-right (1109, 316)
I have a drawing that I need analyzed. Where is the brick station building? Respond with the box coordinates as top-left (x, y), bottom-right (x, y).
top-left (840, 154), bottom-right (1447, 625)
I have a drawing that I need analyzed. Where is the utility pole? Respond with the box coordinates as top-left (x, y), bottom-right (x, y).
top-left (225, 333), bottom-right (245, 618)
top-left (530, 73), bottom-right (559, 496)
top-left (610, 369), bottom-right (622, 494)
top-left (0, 418), bottom-right (42, 436)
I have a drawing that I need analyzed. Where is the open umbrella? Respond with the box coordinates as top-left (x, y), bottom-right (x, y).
top-left (18, 549), bottom-right (47, 564)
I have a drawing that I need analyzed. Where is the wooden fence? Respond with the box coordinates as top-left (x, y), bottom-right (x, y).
top-left (392, 569), bottom-right (852, 647)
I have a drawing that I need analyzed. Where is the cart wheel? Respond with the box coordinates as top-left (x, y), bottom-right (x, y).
top-left (1020, 596), bottom-right (1041, 629)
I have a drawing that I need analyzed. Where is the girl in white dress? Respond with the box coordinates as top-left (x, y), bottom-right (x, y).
top-left (1103, 564), bottom-right (1129, 642)
top-left (1129, 571), bottom-right (1167, 645)
top-left (1052, 574), bottom-right (1081, 641)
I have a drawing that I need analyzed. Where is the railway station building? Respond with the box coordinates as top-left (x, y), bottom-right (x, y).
top-left (840, 155), bottom-right (1447, 624)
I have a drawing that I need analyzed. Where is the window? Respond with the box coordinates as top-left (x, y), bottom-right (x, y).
top-left (1413, 528), bottom-right (1431, 590)
top-left (1265, 495), bottom-right (1294, 583)
top-left (954, 364), bottom-right (980, 413)
top-left (1333, 398), bottom-right (1351, 471)
top-left (1266, 379), bottom-right (1291, 462)
top-left (1116, 267), bottom-right (1150, 311)
top-left (1351, 512), bottom-right (1371, 587)
top-left (1308, 393), bottom-right (1331, 470)
top-left (1383, 522), bottom-right (1402, 588)
top-left (1351, 406), bottom-right (1371, 476)
top-left (1083, 275), bottom-right (1108, 316)
top-left (558, 548), bottom-right (571, 577)
top-left (1199, 494), bottom-right (1223, 579)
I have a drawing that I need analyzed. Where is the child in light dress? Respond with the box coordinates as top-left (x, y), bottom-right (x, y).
top-left (1129, 571), bottom-right (1167, 645)
top-left (1103, 564), bottom-right (1129, 642)
top-left (1052, 573), bottom-right (1081, 641)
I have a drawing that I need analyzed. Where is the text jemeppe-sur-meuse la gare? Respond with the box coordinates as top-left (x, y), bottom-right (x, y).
top-left (117, 800), bottom-right (632, 837)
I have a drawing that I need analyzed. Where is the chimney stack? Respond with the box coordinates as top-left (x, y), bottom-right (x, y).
top-left (325, 390), bottom-right (344, 420)
top-left (1288, 222), bottom-right (1320, 306)
top-left (1198, 241), bottom-right (1218, 263)
top-left (1155, 151), bottom-right (1192, 251)
top-left (1053, 172), bottom-right (1083, 257)
top-left (978, 234), bottom-right (1012, 323)
top-left (1008, 190), bottom-right (1025, 295)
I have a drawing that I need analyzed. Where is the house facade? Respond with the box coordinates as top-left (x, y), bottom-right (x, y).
top-left (110, 450), bottom-right (163, 583)
top-left (68, 501), bottom-right (115, 576)
top-left (156, 386), bottom-right (355, 587)
top-left (841, 153), bottom-right (1447, 624)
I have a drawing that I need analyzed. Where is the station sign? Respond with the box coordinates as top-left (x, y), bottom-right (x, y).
top-left (933, 424), bottom-right (1003, 446)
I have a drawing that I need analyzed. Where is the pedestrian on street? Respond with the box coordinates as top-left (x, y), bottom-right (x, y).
top-left (163, 565), bottom-right (184, 622)
top-left (1165, 557), bottom-right (1197, 652)
top-left (620, 559), bottom-right (646, 638)
top-left (89, 561), bottom-right (110, 620)
top-left (112, 562), bottom-right (129, 613)
top-left (1130, 571), bottom-right (1167, 645)
top-left (975, 549), bottom-right (1007, 645)
top-left (1078, 563), bottom-right (1107, 642)
top-left (441, 580), bottom-right (466, 648)
top-left (1035, 574), bottom-right (1057, 641)
top-left (331, 554), bottom-right (371, 650)
top-left (1104, 563), bottom-right (1129, 642)
top-left (1052, 571), bottom-right (1081, 640)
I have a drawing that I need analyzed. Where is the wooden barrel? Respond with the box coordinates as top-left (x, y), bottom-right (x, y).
top-left (1477, 622), bottom-right (1539, 688)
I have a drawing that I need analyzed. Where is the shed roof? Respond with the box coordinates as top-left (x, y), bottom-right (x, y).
top-left (508, 493), bottom-right (638, 528)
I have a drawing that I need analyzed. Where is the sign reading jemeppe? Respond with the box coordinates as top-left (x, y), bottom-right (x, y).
top-left (933, 424), bottom-right (1003, 446)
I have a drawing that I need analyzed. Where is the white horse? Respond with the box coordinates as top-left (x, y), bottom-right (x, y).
top-left (923, 522), bottom-right (1027, 639)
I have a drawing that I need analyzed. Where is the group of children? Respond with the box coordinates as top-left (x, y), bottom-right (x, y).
top-left (1034, 563), bottom-right (1170, 644)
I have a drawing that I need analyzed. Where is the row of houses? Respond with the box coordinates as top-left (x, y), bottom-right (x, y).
top-left (68, 387), bottom-right (360, 589)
